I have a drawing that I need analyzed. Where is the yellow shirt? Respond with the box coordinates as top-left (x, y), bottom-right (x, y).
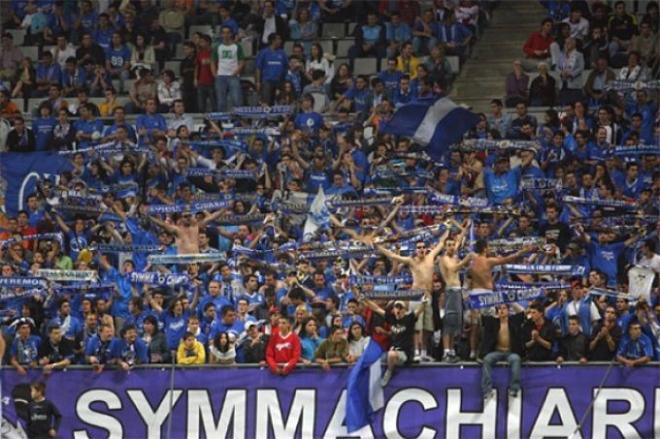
top-left (396, 55), bottom-right (421, 79)
top-left (176, 340), bottom-right (206, 365)
top-left (99, 99), bottom-right (121, 118)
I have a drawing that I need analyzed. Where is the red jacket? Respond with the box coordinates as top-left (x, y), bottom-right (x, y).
top-left (523, 32), bottom-right (554, 58)
top-left (266, 331), bottom-right (301, 375)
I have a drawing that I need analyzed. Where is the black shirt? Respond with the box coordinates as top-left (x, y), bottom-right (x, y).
top-left (539, 220), bottom-right (571, 252)
top-left (27, 399), bottom-right (62, 439)
top-left (588, 321), bottom-right (622, 361)
top-left (559, 333), bottom-right (588, 361)
top-left (385, 311), bottom-right (417, 359)
top-left (522, 318), bottom-right (555, 361)
top-left (38, 338), bottom-right (74, 364)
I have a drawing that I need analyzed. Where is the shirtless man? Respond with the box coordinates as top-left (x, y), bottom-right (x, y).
top-left (466, 238), bottom-right (534, 359)
top-left (438, 221), bottom-right (472, 362)
top-left (149, 210), bottom-right (226, 254)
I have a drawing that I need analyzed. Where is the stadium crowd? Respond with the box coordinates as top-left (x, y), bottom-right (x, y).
top-left (0, 0), bottom-right (658, 397)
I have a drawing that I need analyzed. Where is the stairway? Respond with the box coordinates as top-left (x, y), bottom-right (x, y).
top-left (450, 1), bottom-right (549, 112)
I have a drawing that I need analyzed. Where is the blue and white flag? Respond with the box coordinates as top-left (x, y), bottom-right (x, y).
top-left (346, 337), bottom-right (384, 434)
top-left (303, 187), bottom-right (330, 242)
top-left (0, 152), bottom-right (72, 216)
top-left (381, 97), bottom-right (480, 161)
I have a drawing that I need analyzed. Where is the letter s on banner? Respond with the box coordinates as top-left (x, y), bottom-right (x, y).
top-left (73, 390), bottom-right (123, 439)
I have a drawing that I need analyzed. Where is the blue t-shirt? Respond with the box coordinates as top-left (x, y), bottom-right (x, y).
top-left (103, 267), bottom-right (132, 319)
top-left (343, 87), bottom-right (372, 113)
top-left (85, 335), bottom-right (117, 364)
top-left (73, 118), bottom-right (104, 147)
top-left (105, 45), bottom-right (131, 68)
top-left (255, 48), bottom-right (288, 82)
top-left (36, 62), bottom-right (61, 84)
top-left (378, 70), bottom-right (403, 94)
top-left (294, 111), bottom-right (323, 133)
top-left (32, 116), bottom-right (56, 151)
top-left (110, 338), bottom-right (149, 364)
top-left (164, 310), bottom-right (191, 350)
top-left (617, 334), bottom-right (653, 359)
top-left (484, 167), bottom-right (521, 204)
top-left (587, 241), bottom-right (626, 281)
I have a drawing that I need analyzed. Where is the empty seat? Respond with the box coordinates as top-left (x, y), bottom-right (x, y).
top-left (347, 22), bottom-right (358, 35)
top-left (321, 22), bottom-right (345, 39)
top-left (336, 40), bottom-right (353, 58)
top-left (354, 58), bottom-right (378, 75)
top-left (10, 99), bottom-right (25, 113)
top-left (240, 40), bottom-right (253, 57)
top-left (20, 46), bottom-right (39, 61)
top-left (164, 61), bottom-right (182, 74)
top-left (7, 29), bottom-right (26, 46)
top-left (447, 56), bottom-right (460, 74)
top-left (174, 44), bottom-right (186, 59)
top-left (27, 98), bottom-right (43, 114)
top-left (318, 40), bottom-right (334, 55)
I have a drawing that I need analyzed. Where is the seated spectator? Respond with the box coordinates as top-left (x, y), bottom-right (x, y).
top-left (589, 305), bottom-right (622, 361)
top-left (487, 98), bottom-right (511, 138)
top-left (529, 62), bottom-right (556, 107)
top-left (176, 331), bottom-right (206, 364)
top-left (6, 116), bottom-right (36, 152)
top-left (396, 42), bottom-right (421, 79)
top-left (0, 89), bottom-right (21, 120)
top-left (289, 7), bottom-right (318, 50)
top-left (51, 34), bottom-right (77, 69)
top-left (561, 6), bottom-right (589, 42)
top-left (0, 32), bottom-right (24, 84)
top-left (76, 32), bottom-right (106, 67)
top-left (10, 57), bottom-right (36, 98)
top-left (618, 51), bottom-right (648, 82)
top-left (266, 316), bottom-right (301, 375)
top-left (209, 332), bottom-right (236, 365)
top-left (557, 315), bottom-right (588, 363)
top-left (504, 60), bottom-right (529, 108)
top-left (330, 63), bottom-right (353, 101)
top-left (146, 18), bottom-right (170, 71)
top-left (630, 20), bottom-right (658, 69)
top-left (425, 45), bottom-right (454, 91)
top-left (583, 57), bottom-right (615, 107)
top-left (128, 68), bottom-right (157, 114)
top-left (157, 70), bottom-right (181, 112)
top-left (337, 74), bottom-right (373, 115)
top-left (319, 0), bottom-right (354, 23)
top-left (412, 9), bottom-right (439, 56)
top-left (256, 0), bottom-right (289, 48)
top-left (349, 12), bottom-right (386, 68)
top-left (88, 63), bottom-right (112, 97)
top-left (105, 32), bottom-right (131, 94)
top-left (438, 13), bottom-right (473, 61)
top-left (583, 26), bottom-right (609, 68)
top-left (98, 87), bottom-right (121, 117)
top-left (128, 34), bottom-right (154, 75)
top-left (34, 51), bottom-right (61, 98)
top-left (617, 321), bottom-right (653, 367)
top-left (385, 12), bottom-right (412, 59)
top-left (61, 58), bottom-right (86, 97)
top-left (608, 0), bottom-right (638, 65)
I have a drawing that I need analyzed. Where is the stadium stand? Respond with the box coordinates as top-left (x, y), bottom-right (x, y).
top-left (0, 0), bottom-right (658, 421)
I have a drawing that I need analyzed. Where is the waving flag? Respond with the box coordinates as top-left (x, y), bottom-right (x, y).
top-left (302, 187), bottom-right (330, 242)
top-left (381, 97), bottom-right (480, 161)
top-left (345, 337), bottom-right (384, 433)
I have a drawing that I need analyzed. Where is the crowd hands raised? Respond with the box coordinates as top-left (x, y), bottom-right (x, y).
top-left (0, 0), bottom-right (658, 381)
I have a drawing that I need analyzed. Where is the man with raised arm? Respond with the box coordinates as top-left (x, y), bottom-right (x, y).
top-left (149, 209), bottom-right (226, 254)
top-left (438, 220), bottom-right (472, 362)
top-left (466, 239), bottom-right (535, 359)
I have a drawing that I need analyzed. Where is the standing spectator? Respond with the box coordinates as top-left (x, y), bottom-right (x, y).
top-left (438, 13), bottom-right (473, 61)
top-left (487, 98), bottom-right (511, 138)
top-left (504, 60), bottom-right (529, 108)
top-left (195, 34), bottom-right (215, 113)
top-left (180, 41), bottom-right (197, 113)
top-left (589, 305), bottom-right (622, 361)
top-left (608, 1), bottom-right (638, 61)
top-left (315, 325), bottom-right (351, 370)
top-left (583, 57), bottom-right (615, 106)
top-left (38, 324), bottom-right (74, 372)
top-left (522, 303), bottom-right (555, 361)
top-left (6, 116), bottom-right (36, 152)
top-left (255, 34), bottom-right (288, 105)
top-left (555, 37), bottom-right (584, 105)
top-left (256, 0), bottom-right (289, 48)
top-left (617, 321), bottom-right (653, 367)
top-left (209, 332), bottom-right (237, 365)
top-left (522, 19), bottom-right (554, 71)
top-left (85, 323), bottom-right (117, 372)
top-left (32, 103), bottom-right (56, 151)
top-left (159, 0), bottom-right (186, 55)
top-left (557, 315), bottom-right (588, 363)
top-left (130, 34), bottom-right (157, 73)
top-left (50, 34), bottom-right (76, 69)
top-left (34, 51), bottom-right (61, 98)
top-left (213, 26), bottom-right (244, 112)
top-left (112, 324), bottom-right (149, 370)
top-left (147, 18), bottom-right (170, 71)
top-left (176, 331), bottom-right (206, 365)
top-left (289, 7), bottom-right (318, 52)
top-left (26, 382), bottom-right (62, 439)
top-left (240, 321), bottom-right (269, 364)
top-left (11, 57), bottom-right (36, 98)
top-left (266, 316), bottom-right (301, 375)
top-left (10, 320), bottom-right (40, 374)
top-left (142, 315), bottom-right (170, 364)
top-left (529, 62), bottom-right (556, 107)
top-left (480, 304), bottom-right (525, 399)
top-left (583, 26), bottom-right (609, 67)
top-left (0, 32), bottom-right (24, 84)
top-left (412, 9), bottom-right (438, 56)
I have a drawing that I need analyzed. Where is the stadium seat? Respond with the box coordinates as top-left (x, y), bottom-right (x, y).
top-left (10, 99), bottom-right (25, 113)
top-left (174, 43), bottom-right (185, 59)
top-left (318, 40), bottom-right (334, 55)
top-left (310, 92), bottom-right (329, 113)
top-left (21, 46), bottom-right (39, 61)
top-left (26, 98), bottom-right (43, 114)
top-left (354, 58), bottom-right (378, 75)
top-left (347, 23), bottom-right (358, 35)
top-left (321, 23), bottom-right (345, 39)
top-left (7, 29), bottom-right (26, 46)
top-left (189, 25), bottom-right (214, 38)
top-left (240, 40), bottom-right (253, 58)
top-left (164, 61), bottom-right (182, 74)
top-left (447, 56), bottom-right (460, 74)
top-left (243, 58), bottom-right (256, 75)
top-left (336, 40), bottom-right (353, 58)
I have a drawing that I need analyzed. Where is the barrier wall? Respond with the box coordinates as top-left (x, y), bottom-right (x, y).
top-left (1, 364), bottom-right (658, 438)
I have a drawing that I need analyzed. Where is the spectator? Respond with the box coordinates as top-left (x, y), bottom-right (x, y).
top-left (209, 332), bottom-right (236, 365)
top-left (38, 323), bottom-right (74, 372)
top-left (425, 45), bottom-right (454, 91)
top-left (630, 20), bottom-right (659, 69)
top-left (51, 34), bottom-right (76, 69)
top-left (34, 51), bottom-right (61, 98)
top-left (412, 9), bottom-right (438, 56)
top-left (6, 116), bottom-right (36, 152)
top-left (557, 315), bottom-right (588, 363)
top-left (315, 325), bottom-right (350, 370)
top-left (256, 0), bottom-right (289, 47)
top-left (128, 68), bottom-right (157, 114)
top-left (289, 7), bottom-right (318, 50)
top-left (589, 305), bottom-right (622, 361)
top-left (583, 57), bottom-right (615, 107)
top-left (487, 98), bottom-right (511, 138)
top-left (347, 321), bottom-right (368, 360)
top-left (583, 26), bottom-right (609, 68)
top-left (385, 12), bottom-right (412, 59)
top-left (180, 41), bottom-right (197, 113)
top-left (438, 13), bottom-right (473, 61)
top-left (157, 70), bottom-right (181, 112)
top-left (26, 382), bottom-right (62, 439)
top-left (112, 324), bottom-right (149, 370)
top-left (528, 62), bottom-right (556, 107)
top-left (617, 321), bottom-right (653, 367)
top-left (0, 32), bottom-right (24, 84)
top-left (212, 26), bottom-right (244, 112)
top-left (240, 321), bottom-right (269, 364)
top-left (319, 0), bottom-right (354, 23)
top-left (266, 316), bottom-right (301, 375)
top-left (349, 12), bottom-right (387, 67)
top-left (255, 33), bottom-right (288, 105)
top-left (618, 51), bottom-right (648, 82)
top-left (142, 315), bottom-right (170, 364)
top-left (0, 89), bottom-right (21, 120)
top-left (177, 331), bottom-right (206, 364)
top-left (10, 319), bottom-right (40, 374)
top-left (480, 304), bottom-right (525, 400)
top-left (85, 323), bottom-right (117, 372)
top-left (105, 32), bottom-right (131, 94)
top-left (555, 37), bottom-right (584, 105)
top-left (523, 303), bottom-right (555, 361)
top-left (504, 60), bottom-right (529, 108)
top-left (305, 43), bottom-right (334, 85)
top-left (396, 42), bottom-right (421, 79)
top-left (61, 58), bottom-right (86, 97)
top-left (608, 0), bottom-right (638, 63)
top-left (76, 32), bottom-right (106, 67)
top-left (130, 34), bottom-right (157, 73)
top-left (561, 7), bottom-right (589, 42)
top-left (159, 0), bottom-right (186, 55)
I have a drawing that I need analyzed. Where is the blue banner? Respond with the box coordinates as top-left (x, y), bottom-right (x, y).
top-left (0, 152), bottom-right (72, 216)
top-left (0, 365), bottom-right (657, 438)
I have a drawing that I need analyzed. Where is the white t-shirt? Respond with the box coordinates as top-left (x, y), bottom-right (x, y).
top-left (638, 253), bottom-right (660, 274)
top-left (628, 266), bottom-right (655, 302)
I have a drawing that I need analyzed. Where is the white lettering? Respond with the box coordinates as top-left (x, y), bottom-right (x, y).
top-left (256, 389), bottom-right (315, 439)
top-left (592, 388), bottom-right (644, 439)
top-left (73, 390), bottom-right (123, 439)
top-left (446, 388), bottom-right (496, 439)
top-left (323, 390), bottom-right (374, 439)
top-left (507, 390), bottom-right (522, 439)
top-left (384, 389), bottom-right (437, 439)
top-left (655, 388), bottom-right (660, 439)
top-left (186, 389), bottom-right (246, 438)
top-left (530, 388), bottom-right (582, 439)
top-left (127, 389), bottom-right (182, 439)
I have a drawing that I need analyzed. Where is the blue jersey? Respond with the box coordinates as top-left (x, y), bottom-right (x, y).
top-left (84, 335), bottom-right (117, 364)
top-left (378, 70), bottom-right (403, 94)
top-left (617, 334), bottom-right (653, 360)
top-left (32, 116), bottom-right (56, 151)
top-left (255, 48), bottom-right (288, 82)
top-left (484, 167), bottom-right (521, 204)
top-left (103, 267), bottom-right (132, 319)
top-left (10, 335), bottom-right (41, 365)
top-left (105, 45), bottom-right (131, 68)
top-left (587, 241), bottom-right (626, 281)
top-left (110, 338), bottom-right (149, 365)
top-left (343, 87), bottom-right (372, 113)
top-left (294, 111), bottom-right (323, 133)
top-left (73, 118), bottom-right (104, 147)
top-left (164, 311), bottom-right (190, 350)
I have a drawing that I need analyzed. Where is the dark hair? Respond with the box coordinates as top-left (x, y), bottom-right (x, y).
top-left (31, 381), bottom-right (47, 395)
top-left (568, 315), bottom-right (580, 324)
top-left (474, 239), bottom-right (488, 254)
top-left (643, 239), bottom-right (656, 253)
top-left (221, 305), bottom-right (235, 316)
top-left (213, 332), bottom-right (231, 352)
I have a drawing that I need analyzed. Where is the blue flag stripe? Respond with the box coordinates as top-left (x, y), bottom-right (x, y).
top-left (345, 338), bottom-right (384, 433)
